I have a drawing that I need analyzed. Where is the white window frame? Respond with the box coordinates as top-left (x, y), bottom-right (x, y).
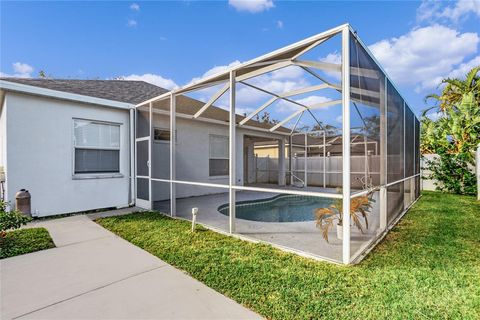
top-left (72, 118), bottom-right (123, 179)
top-left (209, 134), bottom-right (229, 178)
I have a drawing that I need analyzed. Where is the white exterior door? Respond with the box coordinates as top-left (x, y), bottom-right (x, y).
top-left (135, 137), bottom-right (151, 209)
top-left (135, 105), bottom-right (152, 210)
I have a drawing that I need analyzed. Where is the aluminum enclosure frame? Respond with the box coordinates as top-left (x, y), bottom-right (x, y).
top-left (135, 24), bottom-right (420, 265)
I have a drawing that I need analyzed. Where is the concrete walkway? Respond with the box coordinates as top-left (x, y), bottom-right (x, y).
top-left (1, 213), bottom-right (262, 320)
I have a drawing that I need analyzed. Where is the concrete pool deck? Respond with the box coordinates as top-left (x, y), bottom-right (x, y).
top-left (154, 186), bottom-right (382, 263)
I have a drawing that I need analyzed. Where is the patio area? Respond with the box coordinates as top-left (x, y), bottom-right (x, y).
top-left (154, 186), bottom-right (382, 263)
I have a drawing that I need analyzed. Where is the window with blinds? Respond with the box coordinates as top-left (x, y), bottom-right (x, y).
top-left (73, 119), bottom-right (120, 174)
top-left (209, 135), bottom-right (229, 176)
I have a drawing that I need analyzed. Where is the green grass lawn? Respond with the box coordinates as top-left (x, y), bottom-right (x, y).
top-left (97, 192), bottom-right (480, 320)
top-left (0, 227), bottom-right (55, 259)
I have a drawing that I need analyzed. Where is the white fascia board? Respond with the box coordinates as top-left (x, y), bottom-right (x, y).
top-left (0, 80), bottom-right (134, 110)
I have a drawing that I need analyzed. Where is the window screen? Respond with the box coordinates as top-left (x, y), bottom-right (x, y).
top-left (74, 120), bottom-right (120, 174)
top-left (209, 135), bottom-right (229, 176)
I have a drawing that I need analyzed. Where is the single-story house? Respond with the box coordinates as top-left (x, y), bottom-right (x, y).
top-left (0, 78), bottom-right (289, 217)
top-left (254, 134), bottom-right (379, 158)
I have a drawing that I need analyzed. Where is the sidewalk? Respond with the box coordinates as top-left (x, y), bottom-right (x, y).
top-left (1, 213), bottom-right (262, 319)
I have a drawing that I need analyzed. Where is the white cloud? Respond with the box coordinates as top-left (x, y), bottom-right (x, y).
top-left (189, 60), bottom-right (241, 84)
top-left (236, 106), bottom-right (255, 116)
top-left (228, 0), bottom-right (274, 13)
top-left (368, 24), bottom-right (479, 90)
top-left (127, 19), bottom-right (137, 27)
top-left (121, 73), bottom-right (178, 90)
top-left (130, 3), bottom-right (140, 11)
top-left (270, 65), bottom-right (303, 80)
top-left (0, 62), bottom-right (34, 78)
top-left (425, 55), bottom-right (480, 90)
top-left (445, 55), bottom-right (480, 78)
top-left (276, 20), bottom-right (283, 29)
top-left (295, 95), bottom-right (331, 106)
top-left (13, 62), bottom-right (34, 75)
top-left (441, 0), bottom-right (480, 21)
top-left (426, 111), bottom-right (443, 121)
top-left (416, 1), bottom-right (443, 22)
top-left (187, 61), bottom-right (338, 121)
top-left (319, 52), bottom-right (342, 81)
top-left (418, 0), bottom-right (480, 23)
top-left (277, 95), bottom-right (332, 114)
top-left (320, 52), bottom-right (341, 65)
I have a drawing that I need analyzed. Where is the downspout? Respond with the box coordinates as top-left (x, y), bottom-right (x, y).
top-left (0, 91), bottom-right (7, 204)
top-left (129, 107), bottom-right (135, 206)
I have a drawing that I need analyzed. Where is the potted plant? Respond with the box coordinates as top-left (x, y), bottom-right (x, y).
top-left (314, 190), bottom-right (374, 242)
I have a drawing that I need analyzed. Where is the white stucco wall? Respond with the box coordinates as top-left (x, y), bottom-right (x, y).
top-left (150, 113), bottom-right (285, 202)
top-left (5, 92), bottom-right (131, 216)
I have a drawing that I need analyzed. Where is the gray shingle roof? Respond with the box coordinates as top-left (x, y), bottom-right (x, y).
top-left (0, 78), bottom-right (168, 104)
top-left (1, 77), bottom-right (291, 133)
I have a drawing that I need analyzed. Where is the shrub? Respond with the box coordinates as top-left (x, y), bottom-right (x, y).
top-left (0, 200), bottom-right (31, 237)
top-left (424, 152), bottom-right (477, 195)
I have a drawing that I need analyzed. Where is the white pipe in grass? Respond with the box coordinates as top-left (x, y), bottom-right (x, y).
top-left (191, 207), bottom-right (198, 232)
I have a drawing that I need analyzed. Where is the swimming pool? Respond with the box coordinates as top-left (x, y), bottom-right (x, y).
top-left (218, 195), bottom-right (334, 222)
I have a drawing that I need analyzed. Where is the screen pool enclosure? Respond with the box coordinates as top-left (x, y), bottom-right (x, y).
top-left (134, 24), bottom-right (420, 265)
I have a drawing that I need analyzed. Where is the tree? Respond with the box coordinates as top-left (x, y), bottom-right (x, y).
top-left (259, 112), bottom-right (279, 125)
top-left (421, 66), bottom-right (479, 195)
top-left (424, 66), bottom-right (480, 114)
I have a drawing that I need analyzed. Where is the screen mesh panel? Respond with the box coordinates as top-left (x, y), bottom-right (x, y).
top-left (404, 106), bottom-right (414, 178)
top-left (349, 32), bottom-right (383, 191)
top-left (387, 81), bottom-right (404, 183)
top-left (414, 118), bottom-right (420, 174)
top-left (136, 177), bottom-right (149, 201)
top-left (152, 98), bottom-right (171, 180)
top-left (136, 105), bottom-right (150, 138)
top-left (387, 181), bottom-right (404, 224)
top-left (136, 140), bottom-right (149, 177)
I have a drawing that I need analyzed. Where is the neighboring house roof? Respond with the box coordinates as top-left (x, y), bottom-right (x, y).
top-left (254, 134), bottom-right (379, 156)
top-left (0, 78), bottom-right (167, 105)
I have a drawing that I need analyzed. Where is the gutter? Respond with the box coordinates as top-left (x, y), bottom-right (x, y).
top-left (129, 108), bottom-right (135, 206)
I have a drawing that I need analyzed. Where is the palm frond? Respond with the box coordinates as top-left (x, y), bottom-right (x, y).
top-left (465, 66), bottom-right (480, 89)
top-left (315, 191), bottom-right (375, 242)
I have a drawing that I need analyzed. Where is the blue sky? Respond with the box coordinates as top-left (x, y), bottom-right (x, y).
top-left (1, 0), bottom-right (479, 124)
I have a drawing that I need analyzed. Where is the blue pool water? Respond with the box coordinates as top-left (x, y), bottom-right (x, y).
top-left (218, 195), bottom-right (334, 222)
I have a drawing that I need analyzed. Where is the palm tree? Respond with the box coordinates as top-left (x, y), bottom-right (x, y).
top-left (423, 66), bottom-right (479, 115)
top-left (422, 67), bottom-right (480, 155)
